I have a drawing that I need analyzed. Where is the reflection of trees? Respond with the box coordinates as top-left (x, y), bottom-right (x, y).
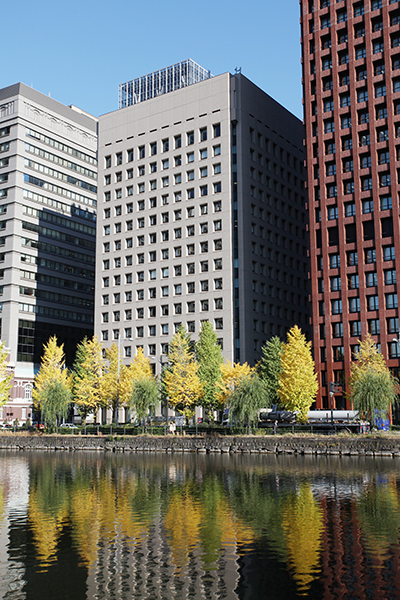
top-left (29, 465), bottom-right (69, 565)
top-left (356, 477), bottom-right (400, 561)
top-left (281, 483), bottom-right (323, 592)
top-left (27, 455), bottom-right (163, 569)
top-left (164, 476), bottom-right (255, 574)
top-left (23, 451), bottom-right (400, 597)
top-left (226, 471), bottom-right (323, 594)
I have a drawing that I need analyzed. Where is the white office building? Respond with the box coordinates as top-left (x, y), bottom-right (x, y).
top-left (96, 62), bottom-right (309, 377)
top-left (0, 83), bottom-right (97, 424)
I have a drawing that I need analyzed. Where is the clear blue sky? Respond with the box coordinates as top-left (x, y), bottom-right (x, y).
top-left (3, 0), bottom-right (303, 121)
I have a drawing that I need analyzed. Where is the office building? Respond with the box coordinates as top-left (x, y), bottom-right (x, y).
top-left (0, 83), bottom-right (97, 424)
top-left (300, 0), bottom-right (400, 408)
top-left (96, 61), bottom-right (309, 379)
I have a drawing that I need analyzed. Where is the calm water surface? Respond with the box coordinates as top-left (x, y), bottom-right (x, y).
top-left (0, 450), bottom-right (400, 599)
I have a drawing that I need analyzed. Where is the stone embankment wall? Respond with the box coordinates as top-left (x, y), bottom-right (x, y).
top-left (1, 434), bottom-right (400, 457)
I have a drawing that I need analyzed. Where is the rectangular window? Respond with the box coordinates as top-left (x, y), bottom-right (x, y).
top-left (383, 246), bottom-right (395, 261)
top-left (367, 295), bottom-right (379, 311)
top-left (331, 299), bottom-right (342, 315)
top-left (386, 293), bottom-right (398, 309)
top-left (349, 297), bottom-right (360, 313)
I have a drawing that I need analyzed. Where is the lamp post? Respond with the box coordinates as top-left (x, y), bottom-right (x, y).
top-left (392, 336), bottom-right (400, 355)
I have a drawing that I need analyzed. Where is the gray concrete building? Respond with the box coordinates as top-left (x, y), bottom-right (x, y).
top-left (0, 83), bottom-right (97, 425)
top-left (96, 63), bottom-right (309, 375)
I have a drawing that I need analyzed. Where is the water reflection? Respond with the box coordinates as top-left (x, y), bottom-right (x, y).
top-left (1, 452), bottom-right (400, 598)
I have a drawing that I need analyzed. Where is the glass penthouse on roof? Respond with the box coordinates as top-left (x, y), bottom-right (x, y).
top-left (119, 59), bottom-right (212, 108)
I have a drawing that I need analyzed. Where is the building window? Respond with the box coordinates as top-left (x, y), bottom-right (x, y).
top-left (367, 295), bottom-right (379, 311)
top-left (386, 294), bottom-right (398, 309)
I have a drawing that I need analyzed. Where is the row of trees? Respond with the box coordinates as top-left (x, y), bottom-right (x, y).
top-left (24, 323), bottom-right (399, 429)
top-left (31, 323), bottom-right (320, 428)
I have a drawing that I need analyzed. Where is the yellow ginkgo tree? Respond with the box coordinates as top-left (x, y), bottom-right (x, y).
top-left (123, 347), bottom-right (159, 426)
top-left (278, 325), bottom-right (318, 422)
top-left (0, 341), bottom-right (12, 408)
top-left (216, 361), bottom-right (255, 407)
top-left (33, 336), bottom-right (73, 428)
top-left (164, 327), bottom-right (203, 420)
top-left (73, 336), bottom-right (103, 424)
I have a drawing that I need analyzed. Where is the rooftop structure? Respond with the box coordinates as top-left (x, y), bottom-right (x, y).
top-left (118, 59), bottom-right (212, 109)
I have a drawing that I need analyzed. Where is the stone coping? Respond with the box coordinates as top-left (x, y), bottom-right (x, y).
top-left (1, 433), bottom-right (400, 456)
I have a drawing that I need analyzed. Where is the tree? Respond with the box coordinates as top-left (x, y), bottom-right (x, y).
top-left (216, 361), bottom-right (255, 407)
top-left (124, 347), bottom-right (159, 426)
top-left (73, 336), bottom-right (103, 423)
top-left (196, 321), bottom-right (223, 416)
top-left (33, 336), bottom-right (73, 427)
top-left (278, 326), bottom-right (318, 422)
top-left (99, 343), bottom-right (125, 422)
top-left (164, 328), bottom-right (203, 420)
top-left (259, 337), bottom-right (283, 407)
top-left (121, 347), bottom-right (153, 399)
top-left (228, 372), bottom-right (268, 432)
top-left (39, 380), bottom-right (72, 429)
top-left (129, 378), bottom-right (160, 429)
top-left (349, 335), bottom-right (397, 427)
top-left (0, 341), bottom-right (12, 407)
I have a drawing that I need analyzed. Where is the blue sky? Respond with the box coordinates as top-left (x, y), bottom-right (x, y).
top-left (4, 0), bottom-right (303, 121)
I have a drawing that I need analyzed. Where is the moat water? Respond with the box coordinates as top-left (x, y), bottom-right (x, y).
top-left (1, 450), bottom-right (400, 599)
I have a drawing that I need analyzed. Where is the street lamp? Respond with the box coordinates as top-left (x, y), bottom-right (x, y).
top-left (392, 336), bottom-right (400, 355)
top-left (115, 331), bottom-right (133, 427)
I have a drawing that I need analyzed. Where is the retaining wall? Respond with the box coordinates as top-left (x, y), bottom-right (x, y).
top-left (1, 433), bottom-right (400, 457)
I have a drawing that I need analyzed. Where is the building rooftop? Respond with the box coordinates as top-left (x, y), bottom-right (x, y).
top-left (118, 59), bottom-right (212, 109)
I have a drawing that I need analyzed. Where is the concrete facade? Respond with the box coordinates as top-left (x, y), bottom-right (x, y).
top-left (95, 68), bottom-right (309, 380)
top-left (0, 83), bottom-right (97, 424)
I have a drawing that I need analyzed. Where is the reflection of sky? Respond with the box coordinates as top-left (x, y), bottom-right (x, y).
top-left (0, 455), bottom-right (29, 600)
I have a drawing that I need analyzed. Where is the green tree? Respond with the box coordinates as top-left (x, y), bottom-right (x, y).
top-left (0, 341), bottom-right (12, 407)
top-left (164, 327), bottom-right (203, 420)
top-left (121, 347), bottom-right (154, 400)
top-left (216, 361), bottom-right (255, 407)
top-left (73, 336), bottom-right (103, 424)
top-left (259, 336), bottom-right (283, 407)
top-left (196, 321), bottom-right (223, 416)
top-left (228, 372), bottom-right (267, 432)
top-left (33, 337), bottom-right (73, 427)
top-left (349, 335), bottom-right (397, 427)
top-left (129, 377), bottom-right (160, 429)
top-left (40, 380), bottom-right (72, 429)
top-left (278, 326), bottom-right (318, 422)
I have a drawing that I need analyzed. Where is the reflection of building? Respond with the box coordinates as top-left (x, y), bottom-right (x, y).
top-left (300, 0), bottom-right (400, 408)
top-left (0, 83), bottom-right (97, 423)
top-left (96, 61), bottom-right (309, 375)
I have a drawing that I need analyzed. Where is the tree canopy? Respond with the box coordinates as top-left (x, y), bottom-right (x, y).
top-left (73, 336), bottom-right (103, 423)
top-left (217, 361), bottom-right (255, 407)
top-left (228, 372), bottom-right (267, 432)
top-left (259, 336), bottom-right (283, 407)
top-left (33, 336), bottom-right (73, 427)
top-left (164, 327), bottom-right (203, 420)
top-left (278, 326), bottom-right (318, 422)
top-left (349, 335), bottom-right (397, 426)
top-left (196, 321), bottom-right (223, 415)
top-left (0, 341), bottom-right (12, 407)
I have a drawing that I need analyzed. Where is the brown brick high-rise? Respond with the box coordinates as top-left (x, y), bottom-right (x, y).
top-left (300, 0), bottom-right (400, 408)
